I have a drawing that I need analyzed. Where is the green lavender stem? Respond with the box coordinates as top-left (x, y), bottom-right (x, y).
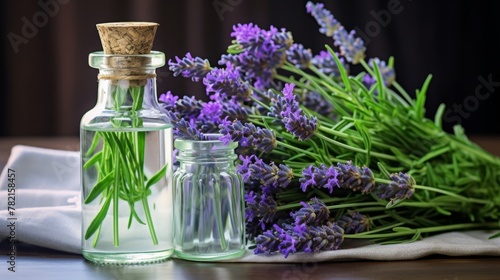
top-left (344, 222), bottom-right (500, 239)
top-left (83, 84), bottom-right (164, 247)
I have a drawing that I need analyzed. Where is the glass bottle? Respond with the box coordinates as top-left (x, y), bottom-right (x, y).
top-left (173, 134), bottom-right (246, 261)
top-left (80, 50), bottom-right (174, 265)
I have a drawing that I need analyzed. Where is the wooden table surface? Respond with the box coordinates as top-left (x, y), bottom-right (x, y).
top-left (1, 136), bottom-right (500, 280)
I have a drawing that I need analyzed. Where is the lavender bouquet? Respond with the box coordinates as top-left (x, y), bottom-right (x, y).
top-left (161, 2), bottom-right (500, 257)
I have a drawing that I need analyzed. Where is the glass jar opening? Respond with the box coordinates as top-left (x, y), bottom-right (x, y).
top-left (89, 51), bottom-right (165, 69)
top-left (174, 134), bottom-right (238, 152)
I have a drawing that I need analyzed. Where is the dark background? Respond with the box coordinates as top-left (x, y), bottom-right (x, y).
top-left (2, 0), bottom-right (499, 136)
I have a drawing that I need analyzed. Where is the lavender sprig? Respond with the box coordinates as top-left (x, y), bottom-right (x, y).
top-left (158, 91), bottom-right (178, 111)
top-left (174, 95), bottom-right (204, 120)
top-left (333, 26), bottom-right (366, 64)
top-left (221, 97), bottom-right (252, 121)
top-left (275, 83), bottom-right (318, 141)
top-left (238, 155), bottom-right (293, 192)
top-left (286, 43), bottom-right (312, 69)
top-left (300, 164), bottom-right (340, 194)
top-left (337, 211), bottom-right (371, 234)
top-left (336, 161), bottom-right (375, 194)
top-left (292, 198), bottom-right (330, 226)
top-left (168, 52), bottom-right (211, 82)
top-left (203, 64), bottom-right (252, 102)
top-left (219, 119), bottom-right (277, 153)
top-left (245, 191), bottom-right (279, 229)
top-left (220, 23), bottom-right (293, 89)
top-left (254, 222), bottom-right (344, 258)
top-left (374, 172), bottom-right (416, 206)
top-left (306, 1), bottom-right (341, 37)
top-left (171, 117), bottom-right (206, 141)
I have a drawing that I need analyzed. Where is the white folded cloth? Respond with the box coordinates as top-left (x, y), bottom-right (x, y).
top-left (0, 145), bottom-right (81, 254)
top-left (1, 145), bottom-right (499, 261)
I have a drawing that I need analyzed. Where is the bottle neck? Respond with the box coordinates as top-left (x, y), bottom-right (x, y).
top-left (96, 68), bottom-right (160, 112)
top-left (89, 51), bottom-right (166, 113)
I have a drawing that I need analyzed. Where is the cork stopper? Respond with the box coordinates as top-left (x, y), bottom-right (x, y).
top-left (95, 22), bottom-right (159, 86)
top-left (96, 22), bottom-right (158, 55)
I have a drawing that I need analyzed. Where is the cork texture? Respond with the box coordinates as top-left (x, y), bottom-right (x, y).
top-left (95, 22), bottom-right (159, 86)
top-left (96, 22), bottom-right (159, 55)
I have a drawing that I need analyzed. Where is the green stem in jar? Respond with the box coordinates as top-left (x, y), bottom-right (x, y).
top-left (83, 83), bottom-right (167, 247)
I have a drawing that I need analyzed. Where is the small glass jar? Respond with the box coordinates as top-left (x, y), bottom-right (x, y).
top-left (173, 135), bottom-right (246, 261)
top-left (80, 51), bottom-right (174, 265)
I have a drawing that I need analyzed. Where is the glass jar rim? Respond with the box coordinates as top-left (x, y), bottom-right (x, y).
top-left (89, 51), bottom-right (165, 69)
top-left (174, 134), bottom-right (238, 151)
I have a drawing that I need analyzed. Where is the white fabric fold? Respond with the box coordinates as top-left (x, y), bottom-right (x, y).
top-left (0, 145), bottom-right (81, 254)
top-left (1, 145), bottom-right (499, 261)
top-left (233, 230), bottom-right (500, 263)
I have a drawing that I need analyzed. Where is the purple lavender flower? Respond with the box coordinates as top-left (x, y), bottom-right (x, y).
top-left (292, 198), bottom-right (330, 226)
top-left (198, 101), bottom-right (223, 123)
top-left (299, 165), bottom-right (317, 191)
top-left (190, 101), bottom-right (224, 133)
top-left (267, 25), bottom-right (294, 51)
top-left (221, 97), bottom-right (251, 121)
top-left (253, 224), bottom-right (282, 255)
top-left (333, 26), bottom-right (366, 64)
top-left (158, 91), bottom-right (178, 111)
top-left (275, 225), bottom-right (297, 258)
top-left (220, 24), bottom-right (293, 89)
top-left (337, 211), bottom-right (371, 234)
top-left (368, 57), bottom-right (396, 87)
top-left (306, 1), bottom-right (341, 37)
top-left (167, 98), bottom-right (217, 136)
top-left (276, 164), bottom-right (294, 187)
top-left (362, 73), bottom-right (377, 88)
top-left (286, 43), bottom-right (312, 69)
top-left (245, 192), bottom-right (279, 229)
top-left (172, 118), bottom-right (205, 140)
top-left (237, 154), bottom-right (257, 182)
top-left (249, 159), bottom-right (293, 191)
top-left (275, 83), bottom-right (318, 141)
top-left (299, 164), bottom-right (340, 193)
top-left (303, 222), bottom-right (344, 252)
top-left (252, 127), bottom-right (277, 153)
top-left (219, 118), bottom-right (278, 153)
top-left (281, 82), bottom-right (296, 102)
top-left (254, 222), bottom-right (344, 257)
top-left (218, 119), bottom-right (256, 146)
top-left (168, 52), bottom-right (211, 82)
top-left (203, 63), bottom-right (251, 102)
top-left (311, 50), bottom-right (348, 77)
top-left (169, 95), bottom-right (220, 134)
top-left (300, 162), bottom-right (375, 194)
top-left (283, 112), bottom-right (318, 141)
top-left (374, 172), bottom-right (415, 204)
top-left (336, 161), bottom-right (375, 194)
top-left (265, 89), bottom-right (286, 119)
top-left (230, 23), bottom-right (265, 51)
top-left (175, 95), bottom-right (204, 120)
